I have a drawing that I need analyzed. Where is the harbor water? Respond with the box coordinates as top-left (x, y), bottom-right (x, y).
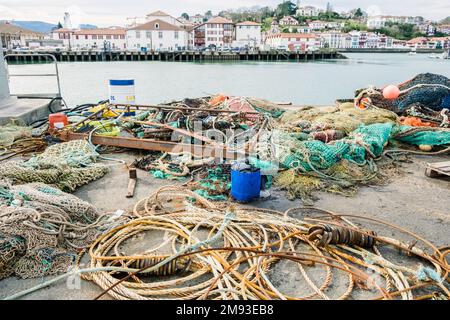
top-left (7, 53), bottom-right (450, 108)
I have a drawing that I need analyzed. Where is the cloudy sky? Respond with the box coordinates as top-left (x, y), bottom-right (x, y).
top-left (0, 0), bottom-right (448, 27)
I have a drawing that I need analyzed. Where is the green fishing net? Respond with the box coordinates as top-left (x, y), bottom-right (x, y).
top-left (395, 126), bottom-right (450, 146)
top-left (0, 140), bottom-right (108, 192)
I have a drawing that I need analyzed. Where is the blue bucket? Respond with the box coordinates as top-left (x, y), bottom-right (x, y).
top-left (231, 169), bottom-right (261, 203)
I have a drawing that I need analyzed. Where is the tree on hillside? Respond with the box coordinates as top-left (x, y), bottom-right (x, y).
top-left (318, 11), bottom-right (341, 21)
top-left (57, 22), bottom-right (63, 29)
top-left (275, 1), bottom-right (297, 19)
top-left (342, 20), bottom-right (368, 32)
top-left (354, 8), bottom-right (363, 18)
top-left (205, 10), bottom-right (213, 19)
top-left (440, 17), bottom-right (450, 24)
top-left (181, 13), bottom-right (189, 21)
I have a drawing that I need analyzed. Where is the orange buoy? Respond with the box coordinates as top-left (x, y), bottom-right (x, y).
top-left (358, 97), bottom-right (371, 109)
top-left (383, 85), bottom-right (400, 100)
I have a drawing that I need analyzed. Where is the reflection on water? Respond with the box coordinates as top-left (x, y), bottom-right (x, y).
top-left (7, 53), bottom-right (450, 108)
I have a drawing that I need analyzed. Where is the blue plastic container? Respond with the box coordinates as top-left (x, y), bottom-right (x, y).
top-left (442, 94), bottom-right (450, 108)
top-left (231, 169), bottom-right (261, 203)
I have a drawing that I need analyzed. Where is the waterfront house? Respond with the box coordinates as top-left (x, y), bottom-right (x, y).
top-left (192, 16), bottom-right (234, 49)
top-left (320, 32), bottom-right (344, 49)
top-left (126, 19), bottom-right (188, 51)
top-left (265, 33), bottom-right (319, 51)
top-left (0, 22), bottom-right (44, 49)
top-left (72, 28), bottom-right (127, 51)
top-left (51, 28), bottom-right (76, 48)
top-left (233, 21), bottom-right (262, 49)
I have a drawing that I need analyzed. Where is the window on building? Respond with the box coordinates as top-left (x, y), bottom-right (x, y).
top-left (174, 31), bottom-right (179, 39)
top-left (98, 35), bottom-right (103, 40)
top-left (106, 35), bottom-right (111, 39)
top-left (159, 31), bottom-right (163, 39)
top-left (146, 31), bottom-right (151, 38)
top-left (92, 35), bottom-right (97, 39)
top-left (120, 35), bottom-right (125, 39)
top-left (136, 31), bottom-right (141, 39)
top-left (75, 35), bottom-right (79, 40)
top-left (155, 23), bottom-right (160, 29)
top-left (114, 35), bottom-right (119, 39)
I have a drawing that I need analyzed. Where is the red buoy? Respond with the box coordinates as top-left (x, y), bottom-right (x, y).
top-left (383, 85), bottom-right (400, 100)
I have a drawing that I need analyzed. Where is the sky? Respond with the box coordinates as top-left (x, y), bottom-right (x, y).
top-left (0, 0), bottom-right (448, 27)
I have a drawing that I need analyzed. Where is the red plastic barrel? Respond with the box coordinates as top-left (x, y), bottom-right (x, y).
top-left (49, 113), bottom-right (68, 130)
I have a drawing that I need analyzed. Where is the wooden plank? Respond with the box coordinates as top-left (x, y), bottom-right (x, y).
top-left (425, 161), bottom-right (450, 178)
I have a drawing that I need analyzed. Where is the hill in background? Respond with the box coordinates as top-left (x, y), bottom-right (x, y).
top-left (0, 20), bottom-right (98, 34)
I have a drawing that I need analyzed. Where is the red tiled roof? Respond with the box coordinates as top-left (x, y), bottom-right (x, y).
top-left (279, 33), bottom-right (317, 38)
top-left (206, 16), bottom-right (233, 24)
top-left (236, 21), bottom-right (261, 26)
top-left (146, 11), bottom-right (170, 17)
top-left (74, 28), bottom-right (126, 35)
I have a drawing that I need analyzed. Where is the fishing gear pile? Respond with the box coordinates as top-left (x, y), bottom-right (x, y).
top-left (0, 140), bottom-right (108, 192)
top-left (85, 186), bottom-right (449, 300)
top-left (0, 180), bottom-right (125, 279)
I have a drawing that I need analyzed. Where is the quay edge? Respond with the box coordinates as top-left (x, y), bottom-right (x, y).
top-left (4, 50), bottom-right (345, 63)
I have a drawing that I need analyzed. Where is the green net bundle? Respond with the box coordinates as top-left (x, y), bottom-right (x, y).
top-left (395, 126), bottom-right (450, 146)
top-left (279, 123), bottom-right (394, 172)
top-left (0, 140), bottom-right (108, 192)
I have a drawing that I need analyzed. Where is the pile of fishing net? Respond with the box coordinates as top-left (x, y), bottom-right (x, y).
top-left (279, 103), bottom-right (399, 134)
top-left (84, 186), bottom-right (449, 300)
top-left (0, 180), bottom-right (123, 279)
top-left (0, 124), bottom-right (32, 148)
top-left (357, 73), bottom-right (450, 114)
top-left (273, 122), bottom-right (450, 202)
top-left (0, 140), bottom-right (108, 192)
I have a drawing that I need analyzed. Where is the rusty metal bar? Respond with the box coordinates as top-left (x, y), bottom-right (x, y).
top-left (59, 131), bottom-right (245, 160)
top-left (110, 103), bottom-right (261, 114)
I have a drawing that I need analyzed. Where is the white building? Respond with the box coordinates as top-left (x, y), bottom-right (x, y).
top-left (265, 33), bottom-right (319, 51)
top-left (190, 14), bottom-right (205, 24)
top-left (437, 24), bottom-right (450, 35)
top-left (51, 28), bottom-right (76, 48)
top-left (320, 32), bottom-right (343, 48)
top-left (126, 19), bottom-right (188, 51)
top-left (308, 20), bottom-right (344, 31)
top-left (279, 16), bottom-right (299, 27)
top-left (233, 21), bottom-right (262, 48)
top-left (193, 16), bottom-right (235, 49)
top-left (51, 27), bottom-right (127, 50)
top-left (145, 11), bottom-right (183, 27)
top-left (71, 28), bottom-right (127, 50)
top-left (0, 23), bottom-right (44, 49)
top-left (297, 6), bottom-right (321, 17)
top-left (367, 15), bottom-right (424, 29)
